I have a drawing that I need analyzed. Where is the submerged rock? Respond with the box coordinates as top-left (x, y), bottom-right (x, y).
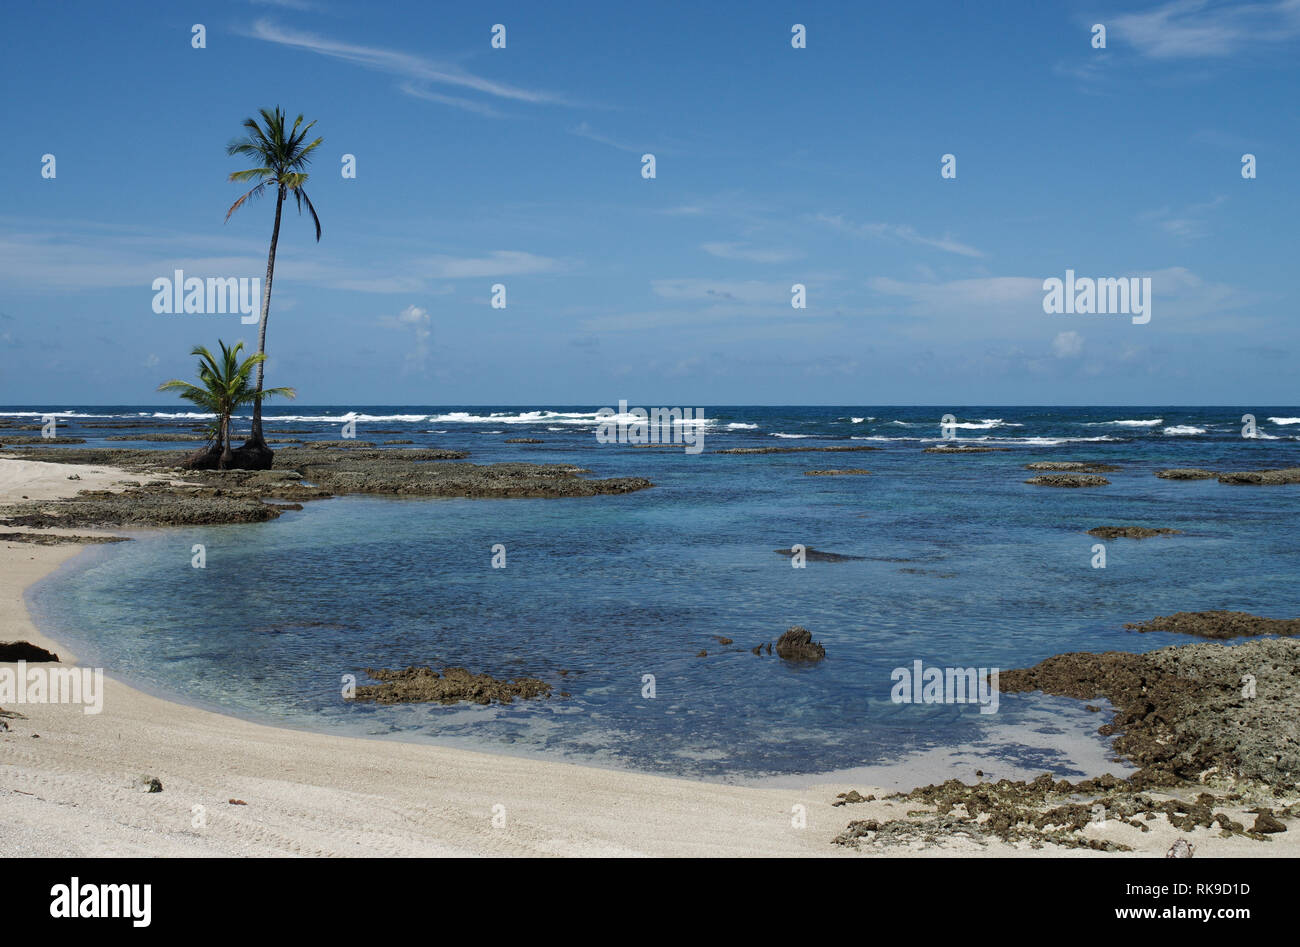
top-left (1025, 474), bottom-right (1110, 487)
top-left (505, 438), bottom-right (544, 444)
top-left (103, 433), bottom-right (204, 442)
top-left (718, 445), bottom-right (880, 454)
top-left (774, 626), bottom-right (826, 661)
top-left (353, 665), bottom-right (552, 705)
top-left (1086, 526), bottom-right (1182, 540)
top-left (923, 445), bottom-right (1011, 453)
top-left (803, 469), bottom-right (871, 476)
top-left (1124, 610), bottom-right (1300, 639)
top-left (774, 547), bottom-right (865, 562)
top-left (1025, 461), bottom-right (1121, 473)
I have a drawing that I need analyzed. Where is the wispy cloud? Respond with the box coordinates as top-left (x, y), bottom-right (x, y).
top-left (813, 213), bottom-right (984, 258)
top-left (651, 278), bottom-right (790, 304)
top-left (569, 122), bottom-right (642, 153)
top-left (0, 222), bottom-right (563, 294)
top-left (1139, 195), bottom-right (1227, 239)
top-left (424, 251), bottom-right (563, 279)
top-left (871, 267), bottom-right (1257, 336)
top-left (399, 82), bottom-right (509, 118)
top-left (700, 242), bottom-right (802, 264)
top-left (246, 20), bottom-right (576, 113)
top-left (248, 0), bottom-right (323, 12)
top-left (1112, 0), bottom-right (1300, 59)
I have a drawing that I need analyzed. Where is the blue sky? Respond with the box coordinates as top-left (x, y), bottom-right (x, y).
top-left (1, 0), bottom-right (1297, 405)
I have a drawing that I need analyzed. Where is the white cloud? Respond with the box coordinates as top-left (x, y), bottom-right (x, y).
top-left (870, 275), bottom-right (1042, 311)
top-left (1112, 0), bottom-right (1300, 59)
top-left (1053, 331), bottom-right (1084, 358)
top-left (379, 304), bottom-right (432, 370)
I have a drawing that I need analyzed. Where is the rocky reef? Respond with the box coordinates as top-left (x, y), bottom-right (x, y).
top-left (352, 665), bottom-right (552, 705)
top-left (835, 637), bottom-right (1300, 851)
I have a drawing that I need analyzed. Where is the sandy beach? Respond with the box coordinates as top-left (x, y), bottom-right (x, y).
top-left (1, 455), bottom-right (1295, 858)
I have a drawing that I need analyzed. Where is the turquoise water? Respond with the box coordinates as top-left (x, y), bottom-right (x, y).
top-left (19, 405), bottom-right (1300, 781)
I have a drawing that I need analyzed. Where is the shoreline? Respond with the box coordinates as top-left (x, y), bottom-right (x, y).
top-left (2, 455), bottom-right (1296, 857)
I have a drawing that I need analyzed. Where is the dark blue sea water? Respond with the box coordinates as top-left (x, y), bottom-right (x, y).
top-left (12, 405), bottom-right (1300, 783)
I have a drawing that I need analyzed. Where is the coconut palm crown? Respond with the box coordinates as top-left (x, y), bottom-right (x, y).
top-left (225, 106), bottom-right (322, 455)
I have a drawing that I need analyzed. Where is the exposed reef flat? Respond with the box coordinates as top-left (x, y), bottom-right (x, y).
top-left (0, 446), bottom-right (653, 527)
top-left (0, 436), bottom-right (87, 446)
top-left (1124, 610), bottom-right (1300, 639)
top-left (1217, 467), bottom-right (1300, 485)
top-left (999, 637), bottom-right (1300, 787)
top-left (1155, 468), bottom-right (1216, 480)
top-left (0, 531), bottom-right (129, 545)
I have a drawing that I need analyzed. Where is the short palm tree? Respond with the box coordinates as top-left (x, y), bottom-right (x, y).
top-left (158, 341), bottom-right (295, 470)
top-left (225, 106), bottom-right (322, 461)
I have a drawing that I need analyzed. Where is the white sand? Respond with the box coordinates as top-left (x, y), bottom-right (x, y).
top-left (1, 456), bottom-right (1294, 857)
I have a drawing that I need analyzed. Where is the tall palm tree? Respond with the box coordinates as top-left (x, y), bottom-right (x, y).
top-left (225, 106), bottom-right (322, 463)
top-left (158, 341), bottom-right (296, 470)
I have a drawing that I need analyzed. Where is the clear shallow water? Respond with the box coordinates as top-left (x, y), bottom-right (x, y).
top-left (17, 405), bottom-right (1300, 783)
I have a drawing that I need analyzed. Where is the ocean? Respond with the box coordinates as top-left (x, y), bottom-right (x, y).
top-left (14, 405), bottom-right (1300, 784)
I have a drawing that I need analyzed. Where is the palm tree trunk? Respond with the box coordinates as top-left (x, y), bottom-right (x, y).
top-left (249, 185), bottom-right (285, 447)
top-left (219, 414), bottom-right (233, 470)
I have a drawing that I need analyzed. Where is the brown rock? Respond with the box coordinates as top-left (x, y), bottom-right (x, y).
top-left (774, 626), bottom-right (826, 661)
